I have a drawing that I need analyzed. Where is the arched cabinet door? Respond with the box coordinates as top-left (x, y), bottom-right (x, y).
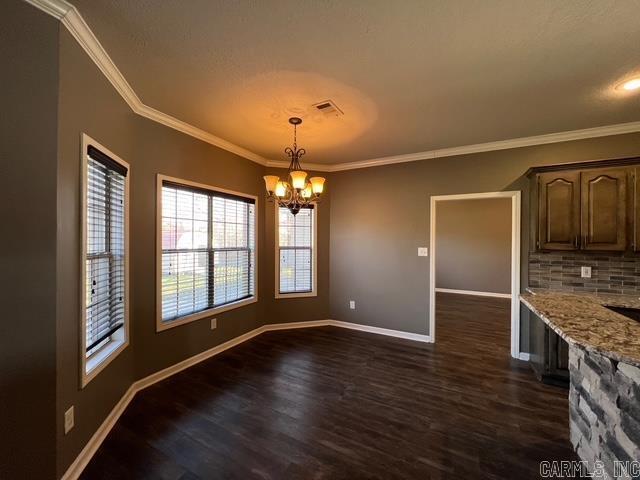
top-left (580, 168), bottom-right (628, 251)
top-left (538, 171), bottom-right (580, 250)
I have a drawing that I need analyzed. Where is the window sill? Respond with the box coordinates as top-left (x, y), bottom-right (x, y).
top-left (275, 291), bottom-right (317, 299)
top-left (157, 295), bottom-right (258, 332)
top-left (82, 338), bottom-right (128, 388)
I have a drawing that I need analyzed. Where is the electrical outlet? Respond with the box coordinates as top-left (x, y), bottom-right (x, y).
top-left (349, 300), bottom-right (356, 310)
top-left (418, 247), bottom-right (428, 257)
top-left (64, 406), bottom-right (74, 434)
top-left (581, 266), bottom-right (592, 278)
top-left (210, 318), bottom-right (217, 330)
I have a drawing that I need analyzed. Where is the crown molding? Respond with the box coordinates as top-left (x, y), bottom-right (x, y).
top-left (269, 120), bottom-right (640, 172)
top-left (23, 0), bottom-right (640, 174)
top-left (24, 0), bottom-right (269, 166)
top-left (136, 103), bottom-right (267, 164)
top-left (23, 0), bottom-right (70, 18)
top-left (328, 120), bottom-right (640, 172)
top-left (62, 4), bottom-right (143, 112)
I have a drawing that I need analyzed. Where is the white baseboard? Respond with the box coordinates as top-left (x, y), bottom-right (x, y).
top-left (262, 319), bottom-right (331, 331)
top-left (261, 319), bottom-right (432, 343)
top-left (60, 319), bottom-right (430, 479)
top-left (327, 320), bottom-right (432, 343)
top-left (518, 352), bottom-right (531, 361)
top-left (60, 385), bottom-right (137, 480)
top-left (435, 288), bottom-right (512, 299)
top-left (135, 325), bottom-right (268, 391)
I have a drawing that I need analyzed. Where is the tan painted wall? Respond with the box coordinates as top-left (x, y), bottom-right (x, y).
top-left (329, 132), bottom-right (640, 345)
top-left (435, 198), bottom-right (512, 294)
top-left (0, 2), bottom-right (59, 478)
top-left (7, 3), bottom-right (640, 478)
top-left (263, 167), bottom-right (332, 324)
top-left (54, 25), bottom-right (331, 477)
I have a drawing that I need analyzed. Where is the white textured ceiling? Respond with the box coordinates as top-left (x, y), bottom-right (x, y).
top-left (72, 0), bottom-right (640, 165)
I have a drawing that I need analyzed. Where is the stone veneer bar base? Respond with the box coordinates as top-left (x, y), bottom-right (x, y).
top-left (569, 345), bottom-right (640, 477)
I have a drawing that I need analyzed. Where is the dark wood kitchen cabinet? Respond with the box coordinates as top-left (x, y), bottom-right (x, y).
top-left (528, 310), bottom-right (569, 388)
top-left (580, 168), bottom-right (627, 251)
top-left (538, 171), bottom-right (580, 250)
top-left (532, 159), bottom-right (639, 252)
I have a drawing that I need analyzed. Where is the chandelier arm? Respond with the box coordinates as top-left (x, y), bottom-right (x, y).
top-left (284, 188), bottom-right (294, 204)
top-left (275, 192), bottom-right (322, 211)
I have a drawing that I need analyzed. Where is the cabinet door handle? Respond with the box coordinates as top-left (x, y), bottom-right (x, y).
top-left (574, 235), bottom-right (579, 249)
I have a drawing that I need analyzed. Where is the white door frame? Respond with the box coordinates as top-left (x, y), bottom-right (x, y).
top-left (429, 191), bottom-right (522, 359)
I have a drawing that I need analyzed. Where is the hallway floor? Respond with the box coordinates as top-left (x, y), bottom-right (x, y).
top-left (82, 292), bottom-right (578, 479)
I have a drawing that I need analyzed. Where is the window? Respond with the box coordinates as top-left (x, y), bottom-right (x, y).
top-left (81, 135), bottom-right (129, 386)
top-left (157, 176), bottom-right (257, 330)
top-left (276, 206), bottom-right (316, 297)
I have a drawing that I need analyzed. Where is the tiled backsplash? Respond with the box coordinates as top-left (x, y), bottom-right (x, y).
top-left (529, 251), bottom-right (640, 295)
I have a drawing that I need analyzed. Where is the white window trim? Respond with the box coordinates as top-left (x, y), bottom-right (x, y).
top-left (80, 133), bottom-right (130, 388)
top-left (155, 174), bottom-right (259, 332)
top-left (274, 204), bottom-right (318, 299)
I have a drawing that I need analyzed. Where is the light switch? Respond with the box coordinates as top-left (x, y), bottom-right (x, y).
top-left (418, 247), bottom-right (428, 257)
top-left (210, 318), bottom-right (217, 330)
top-left (581, 266), bottom-right (592, 278)
top-left (349, 300), bottom-right (356, 310)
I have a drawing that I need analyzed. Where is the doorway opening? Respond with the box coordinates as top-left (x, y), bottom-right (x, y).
top-left (429, 191), bottom-right (522, 359)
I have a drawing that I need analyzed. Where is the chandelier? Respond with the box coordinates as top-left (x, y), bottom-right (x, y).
top-left (263, 117), bottom-right (326, 215)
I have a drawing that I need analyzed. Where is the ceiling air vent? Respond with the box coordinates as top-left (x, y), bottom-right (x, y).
top-left (312, 100), bottom-right (343, 117)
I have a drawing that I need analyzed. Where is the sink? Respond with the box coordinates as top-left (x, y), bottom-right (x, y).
top-left (604, 305), bottom-right (640, 322)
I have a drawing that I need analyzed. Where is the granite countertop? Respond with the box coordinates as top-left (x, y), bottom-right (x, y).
top-left (520, 289), bottom-right (640, 367)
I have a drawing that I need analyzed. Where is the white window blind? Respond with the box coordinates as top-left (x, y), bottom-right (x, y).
top-left (85, 146), bottom-right (127, 356)
top-left (161, 182), bottom-right (255, 323)
top-left (278, 206), bottom-right (314, 294)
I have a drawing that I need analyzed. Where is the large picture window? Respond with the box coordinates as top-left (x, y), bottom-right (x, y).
top-left (81, 135), bottom-right (129, 386)
top-left (158, 176), bottom-right (257, 330)
top-left (276, 206), bottom-right (316, 297)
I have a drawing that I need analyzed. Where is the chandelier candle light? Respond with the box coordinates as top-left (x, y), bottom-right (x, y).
top-left (263, 117), bottom-right (326, 215)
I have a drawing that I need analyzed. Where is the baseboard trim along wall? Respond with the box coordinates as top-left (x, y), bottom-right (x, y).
top-left (60, 319), bottom-right (431, 480)
top-left (434, 288), bottom-right (512, 299)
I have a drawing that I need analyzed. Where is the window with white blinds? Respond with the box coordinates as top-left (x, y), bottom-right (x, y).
top-left (277, 206), bottom-right (315, 295)
top-left (83, 141), bottom-right (129, 379)
top-left (160, 179), bottom-right (256, 326)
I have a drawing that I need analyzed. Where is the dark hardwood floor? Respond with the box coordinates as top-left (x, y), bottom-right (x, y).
top-left (82, 292), bottom-right (577, 479)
